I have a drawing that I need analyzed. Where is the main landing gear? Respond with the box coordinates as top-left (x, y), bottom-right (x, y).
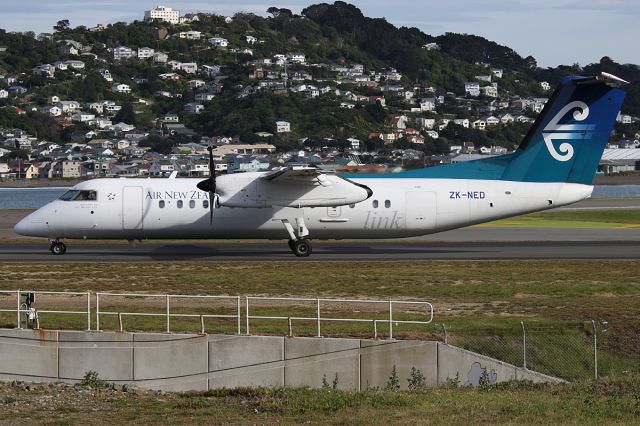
top-left (49, 240), bottom-right (67, 255)
top-left (278, 217), bottom-right (313, 257)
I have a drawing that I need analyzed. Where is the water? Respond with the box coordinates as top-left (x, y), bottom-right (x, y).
top-left (0, 185), bottom-right (638, 209)
top-left (0, 187), bottom-right (69, 209)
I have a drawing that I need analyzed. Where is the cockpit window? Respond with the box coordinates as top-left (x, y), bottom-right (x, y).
top-left (58, 190), bottom-right (97, 201)
top-left (59, 190), bottom-right (79, 201)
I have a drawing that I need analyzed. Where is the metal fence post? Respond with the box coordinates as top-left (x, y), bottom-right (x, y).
top-left (389, 300), bottom-right (393, 340)
top-left (592, 320), bottom-right (598, 380)
top-left (96, 293), bottom-right (100, 331)
top-left (165, 294), bottom-right (170, 333)
top-left (521, 321), bottom-right (527, 370)
top-left (316, 298), bottom-right (321, 337)
top-left (236, 296), bottom-right (241, 335)
top-left (245, 296), bottom-right (250, 335)
top-left (442, 323), bottom-right (448, 345)
top-left (16, 290), bottom-right (21, 329)
top-left (86, 291), bottom-right (91, 331)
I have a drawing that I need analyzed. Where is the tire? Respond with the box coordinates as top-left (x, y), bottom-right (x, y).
top-left (291, 239), bottom-right (312, 257)
top-left (50, 242), bottom-right (67, 255)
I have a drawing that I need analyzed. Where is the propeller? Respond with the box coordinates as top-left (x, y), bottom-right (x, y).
top-left (196, 146), bottom-right (216, 224)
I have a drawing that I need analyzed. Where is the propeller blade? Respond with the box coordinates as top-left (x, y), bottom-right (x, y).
top-left (209, 191), bottom-right (214, 224)
top-left (197, 145), bottom-right (217, 225)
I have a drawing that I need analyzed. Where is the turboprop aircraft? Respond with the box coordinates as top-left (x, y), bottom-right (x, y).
top-left (14, 73), bottom-right (627, 257)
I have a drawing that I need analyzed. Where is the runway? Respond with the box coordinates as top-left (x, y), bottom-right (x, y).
top-left (1, 236), bottom-right (639, 261)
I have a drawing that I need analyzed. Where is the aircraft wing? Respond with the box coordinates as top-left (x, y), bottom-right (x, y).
top-left (216, 166), bottom-right (372, 208)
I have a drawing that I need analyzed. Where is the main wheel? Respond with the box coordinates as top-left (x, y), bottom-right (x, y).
top-left (50, 242), bottom-right (67, 255)
top-left (291, 239), bottom-right (312, 257)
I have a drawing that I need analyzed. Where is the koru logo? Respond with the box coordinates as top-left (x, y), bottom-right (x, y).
top-left (107, 192), bottom-right (116, 200)
top-left (542, 101), bottom-right (594, 162)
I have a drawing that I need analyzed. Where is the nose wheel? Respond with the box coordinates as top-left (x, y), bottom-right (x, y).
top-left (289, 239), bottom-right (312, 257)
top-left (50, 241), bottom-right (67, 255)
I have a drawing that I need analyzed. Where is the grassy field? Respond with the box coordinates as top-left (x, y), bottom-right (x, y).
top-left (483, 209), bottom-right (640, 228)
top-left (0, 379), bottom-right (638, 425)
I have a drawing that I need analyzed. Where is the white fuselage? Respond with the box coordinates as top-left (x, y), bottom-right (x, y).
top-left (15, 176), bottom-right (593, 241)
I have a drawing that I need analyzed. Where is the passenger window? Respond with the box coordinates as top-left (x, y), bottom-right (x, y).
top-left (372, 200), bottom-right (378, 208)
top-left (189, 200), bottom-right (195, 208)
top-left (385, 200), bottom-right (391, 208)
top-left (159, 200), bottom-right (165, 208)
top-left (203, 200), bottom-right (209, 209)
top-left (177, 200), bottom-right (183, 208)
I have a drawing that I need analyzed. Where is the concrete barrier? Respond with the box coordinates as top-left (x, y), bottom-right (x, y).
top-left (0, 329), bottom-right (562, 391)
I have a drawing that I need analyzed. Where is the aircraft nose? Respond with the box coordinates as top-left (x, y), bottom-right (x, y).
top-left (13, 211), bottom-right (49, 237)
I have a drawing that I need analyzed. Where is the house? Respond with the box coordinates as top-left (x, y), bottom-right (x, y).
top-left (71, 111), bottom-right (96, 122)
top-left (418, 98), bottom-right (436, 112)
top-left (0, 89), bottom-right (7, 99)
top-left (153, 52), bottom-right (169, 63)
top-left (228, 155), bottom-right (270, 173)
top-left (187, 79), bottom-right (206, 89)
top-left (475, 74), bottom-right (492, 83)
top-left (58, 44), bottom-right (78, 56)
top-left (62, 160), bottom-right (82, 178)
top-left (472, 119), bottom-right (486, 130)
top-left (199, 65), bottom-right (221, 77)
top-left (491, 68), bottom-right (503, 79)
top-left (389, 115), bottom-right (408, 130)
top-left (286, 52), bottom-right (306, 64)
top-left (113, 46), bottom-right (135, 60)
top-left (209, 37), bottom-right (229, 48)
top-left (99, 69), bottom-right (113, 82)
top-left (32, 64), bottom-right (56, 77)
top-left (415, 117), bottom-right (436, 130)
top-left (464, 82), bottom-right (480, 97)
top-left (64, 60), bottom-right (85, 69)
top-left (482, 85), bottom-right (498, 98)
top-left (453, 118), bottom-right (470, 128)
top-left (40, 105), bottom-right (62, 116)
top-left (178, 31), bottom-right (202, 40)
top-left (500, 113), bottom-right (515, 124)
top-left (368, 96), bottom-right (386, 106)
top-left (540, 81), bottom-right (551, 91)
top-left (179, 63), bottom-right (198, 74)
top-left (137, 47), bottom-right (155, 59)
top-left (8, 86), bottom-right (27, 95)
top-left (340, 102), bottom-right (355, 109)
top-left (57, 100), bottom-right (81, 113)
top-left (148, 160), bottom-right (176, 176)
top-left (484, 116), bottom-right (500, 127)
top-left (161, 113), bottom-right (179, 123)
top-left (111, 83), bottom-right (131, 94)
top-left (276, 121), bottom-right (291, 133)
top-left (195, 92), bottom-right (216, 102)
top-left (184, 103), bottom-right (204, 114)
top-left (245, 35), bottom-right (257, 44)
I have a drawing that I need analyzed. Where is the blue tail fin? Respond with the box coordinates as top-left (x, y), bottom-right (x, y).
top-left (502, 74), bottom-right (626, 184)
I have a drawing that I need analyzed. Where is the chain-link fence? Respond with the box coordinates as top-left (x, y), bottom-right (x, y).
top-left (445, 320), bottom-right (640, 381)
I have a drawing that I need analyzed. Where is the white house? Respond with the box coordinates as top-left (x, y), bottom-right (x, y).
top-left (153, 52), bottom-right (169, 63)
top-left (179, 63), bottom-right (198, 74)
top-left (482, 85), bottom-right (498, 98)
top-left (276, 121), bottom-right (291, 133)
top-left (57, 101), bottom-right (81, 113)
top-left (178, 31), bottom-right (202, 40)
top-left (540, 81), bottom-right (551, 91)
top-left (195, 92), bottom-right (215, 102)
top-left (33, 64), bottom-right (56, 77)
top-left (453, 118), bottom-right (470, 128)
top-left (245, 35), bottom-right (257, 44)
top-left (465, 82), bottom-right (480, 97)
top-left (187, 79), bottom-right (206, 89)
top-left (500, 113), bottom-right (515, 124)
top-left (71, 111), bottom-right (96, 122)
top-left (40, 105), bottom-right (62, 116)
top-left (144, 5), bottom-right (180, 24)
top-left (472, 119), bottom-right (486, 130)
top-left (484, 116), bottom-right (500, 127)
top-left (113, 46), bottom-right (135, 60)
top-left (491, 68), bottom-right (503, 78)
top-left (209, 37), bottom-right (229, 48)
top-left (286, 52), bottom-right (306, 64)
top-left (184, 103), bottom-right (204, 114)
top-left (137, 47), bottom-right (155, 59)
top-left (64, 60), bottom-right (85, 69)
top-left (419, 98), bottom-right (436, 112)
top-left (52, 61), bottom-right (68, 70)
top-left (111, 83), bottom-right (131, 94)
top-left (0, 89), bottom-right (8, 99)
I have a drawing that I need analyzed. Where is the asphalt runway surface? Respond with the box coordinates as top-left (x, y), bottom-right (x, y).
top-left (1, 236), bottom-right (639, 261)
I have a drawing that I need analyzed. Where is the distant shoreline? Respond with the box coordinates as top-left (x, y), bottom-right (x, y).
top-left (1, 173), bottom-right (640, 188)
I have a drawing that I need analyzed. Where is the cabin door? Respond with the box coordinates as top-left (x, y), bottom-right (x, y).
top-left (122, 186), bottom-right (144, 230)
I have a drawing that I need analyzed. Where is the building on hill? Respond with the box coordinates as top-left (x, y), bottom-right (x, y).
top-left (144, 6), bottom-right (180, 24)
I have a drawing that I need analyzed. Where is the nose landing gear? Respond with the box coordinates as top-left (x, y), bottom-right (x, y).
top-left (49, 240), bottom-right (67, 255)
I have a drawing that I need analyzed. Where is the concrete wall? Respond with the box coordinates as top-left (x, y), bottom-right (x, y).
top-left (0, 329), bottom-right (561, 391)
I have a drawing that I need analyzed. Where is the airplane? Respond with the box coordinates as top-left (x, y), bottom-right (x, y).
top-left (14, 73), bottom-right (628, 257)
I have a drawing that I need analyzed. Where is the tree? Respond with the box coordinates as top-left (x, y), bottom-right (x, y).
top-left (54, 20), bottom-right (70, 32)
top-left (114, 102), bottom-right (137, 126)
